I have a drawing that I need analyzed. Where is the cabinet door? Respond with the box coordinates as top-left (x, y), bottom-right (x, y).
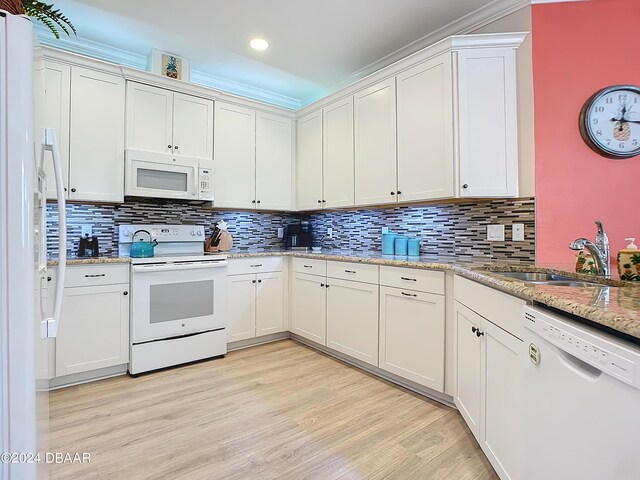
top-left (213, 102), bottom-right (256, 209)
top-left (55, 284), bottom-right (129, 377)
top-left (481, 318), bottom-right (522, 480)
top-left (125, 82), bottom-right (173, 154)
top-left (354, 78), bottom-right (397, 206)
top-left (397, 55), bottom-right (454, 202)
top-left (172, 92), bottom-right (214, 159)
top-left (457, 48), bottom-right (518, 197)
top-left (323, 97), bottom-right (354, 208)
top-left (291, 272), bottom-right (326, 345)
top-left (326, 278), bottom-right (379, 366)
top-left (296, 110), bottom-right (323, 210)
top-left (256, 271), bottom-right (285, 337)
top-left (453, 302), bottom-right (483, 440)
top-left (256, 112), bottom-right (292, 211)
top-left (43, 61), bottom-right (70, 199)
top-left (379, 286), bottom-right (445, 391)
top-left (227, 274), bottom-right (257, 342)
top-left (68, 67), bottom-right (125, 202)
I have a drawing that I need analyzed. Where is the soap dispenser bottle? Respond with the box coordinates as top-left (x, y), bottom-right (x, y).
top-left (617, 238), bottom-right (640, 281)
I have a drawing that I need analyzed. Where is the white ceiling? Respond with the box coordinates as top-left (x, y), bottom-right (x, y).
top-left (41, 0), bottom-right (526, 108)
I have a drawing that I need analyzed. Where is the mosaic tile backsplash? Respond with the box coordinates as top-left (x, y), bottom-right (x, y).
top-left (310, 197), bottom-right (536, 263)
top-left (47, 197), bottom-right (535, 263)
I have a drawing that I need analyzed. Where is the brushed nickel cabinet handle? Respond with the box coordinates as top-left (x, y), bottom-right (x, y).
top-left (85, 274), bottom-right (106, 278)
top-left (400, 277), bottom-right (417, 281)
top-left (401, 292), bottom-right (417, 297)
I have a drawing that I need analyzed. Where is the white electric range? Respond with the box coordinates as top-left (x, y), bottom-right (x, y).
top-left (118, 224), bottom-right (228, 375)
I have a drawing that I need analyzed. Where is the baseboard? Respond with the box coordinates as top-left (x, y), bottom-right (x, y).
top-left (49, 364), bottom-right (128, 390)
top-left (227, 332), bottom-right (291, 351)
top-left (290, 334), bottom-right (456, 408)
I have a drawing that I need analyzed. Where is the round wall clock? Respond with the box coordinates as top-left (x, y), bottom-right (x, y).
top-left (579, 85), bottom-right (640, 159)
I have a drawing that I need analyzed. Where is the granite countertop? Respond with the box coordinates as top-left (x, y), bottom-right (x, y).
top-left (48, 249), bottom-right (640, 342)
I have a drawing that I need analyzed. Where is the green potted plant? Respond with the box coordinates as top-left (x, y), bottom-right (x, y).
top-left (1, 0), bottom-right (76, 38)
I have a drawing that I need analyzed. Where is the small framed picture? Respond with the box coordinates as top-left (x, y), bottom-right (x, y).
top-left (149, 49), bottom-right (191, 82)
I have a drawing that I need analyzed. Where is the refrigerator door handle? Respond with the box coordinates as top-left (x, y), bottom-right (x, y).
top-left (43, 128), bottom-right (66, 338)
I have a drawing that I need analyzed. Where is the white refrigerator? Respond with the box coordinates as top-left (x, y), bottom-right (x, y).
top-left (0, 11), bottom-right (67, 480)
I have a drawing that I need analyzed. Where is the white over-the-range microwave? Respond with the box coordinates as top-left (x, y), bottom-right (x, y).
top-left (125, 149), bottom-right (213, 201)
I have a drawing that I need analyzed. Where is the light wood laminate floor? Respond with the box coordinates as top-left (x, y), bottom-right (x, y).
top-left (49, 340), bottom-right (497, 480)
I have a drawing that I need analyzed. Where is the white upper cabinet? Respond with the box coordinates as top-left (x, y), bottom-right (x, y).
top-left (213, 101), bottom-right (256, 209)
top-left (172, 92), bottom-right (214, 159)
top-left (296, 110), bottom-right (323, 210)
top-left (126, 82), bottom-right (213, 159)
top-left (69, 67), bottom-right (125, 202)
top-left (323, 97), bottom-right (354, 208)
top-left (457, 48), bottom-right (518, 197)
top-left (354, 78), bottom-right (397, 206)
top-left (126, 83), bottom-right (173, 154)
top-left (396, 54), bottom-right (454, 202)
top-left (43, 61), bottom-right (70, 200)
top-left (256, 112), bottom-right (293, 211)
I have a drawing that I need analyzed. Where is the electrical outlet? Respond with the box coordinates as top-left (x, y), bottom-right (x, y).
top-left (277, 227), bottom-right (284, 238)
top-left (512, 224), bottom-right (525, 241)
top-left (487, 224), bottom-right (505, 242)
top-left (382, 227), bottom-right (389, 234)
top-left (81, 225), bottom-right (93, 238)
top-left (327, 227), bottom-right (333, 238)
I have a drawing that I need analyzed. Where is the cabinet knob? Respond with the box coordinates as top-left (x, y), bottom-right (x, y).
top-left (174, 146), bottom-right (179, 150)
top-left (463, 184), bottom-right (469, 189)
top-left (472, 326), bottom-right (483, 337)
top-left (123, 291), bottom-right (128, 296)
top-left (326, 284), bottom-right (330, 289)
top-left (252, 200), bottom-right (256, 204)
top-left (322, 200), bottom-right (326, 203)
top-left (63, 187), bottom-right (67, 192)
top-left (397, 191), bottom-right (402, 195)
top-left (47, 276), bottom-right (52, 282)
top-left (390, 191), bottom-right (395, 195)
top-left (167, 145), bottom-right (172, 149)
top-left (257, 200), bottom-right (261, 204)
top-left (318, 200), bottom-right (322, 204)
top-left (257, 279), bottom-right (262, 283)
top-left (320, 283), bottom-right (325, 287)
top-left (71, 188), bottom-right (76, 193)
top-left (252, 280), bottom-right (257, 284)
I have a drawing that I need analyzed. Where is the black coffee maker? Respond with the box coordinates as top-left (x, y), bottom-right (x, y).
top-left (284, 222), bottom-right (313, 250)
top-left (77, 234), bottom-right (99, 257)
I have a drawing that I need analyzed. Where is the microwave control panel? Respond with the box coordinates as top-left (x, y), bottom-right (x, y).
top-left (199, 168), bottom-right (214, 201)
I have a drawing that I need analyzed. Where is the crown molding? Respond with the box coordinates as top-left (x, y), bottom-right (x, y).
top-left (300, 0), bottom-right (530, 106)
top-left (296, 32), bottom-right (528, 118)
top-left (35, 23), bottom-right (300, 110)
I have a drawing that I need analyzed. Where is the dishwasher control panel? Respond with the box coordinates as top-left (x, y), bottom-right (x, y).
top-left (524, 307), bottom-right (640, 389)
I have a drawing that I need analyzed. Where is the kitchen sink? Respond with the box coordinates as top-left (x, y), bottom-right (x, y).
top-left (492, 271), bottom-right (605, 287)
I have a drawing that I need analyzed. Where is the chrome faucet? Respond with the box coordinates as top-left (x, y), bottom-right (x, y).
top-left (569, 220), bottom-right (610, 277)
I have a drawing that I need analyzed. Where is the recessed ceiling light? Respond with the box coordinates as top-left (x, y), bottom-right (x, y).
top-left (250, 38), bottom-right (269, 51)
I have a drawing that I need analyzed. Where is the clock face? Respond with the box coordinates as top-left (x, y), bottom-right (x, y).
top-left (579, 85), bottom-right (640, 159)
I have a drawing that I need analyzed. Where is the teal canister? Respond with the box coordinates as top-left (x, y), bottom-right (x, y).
top-left (395, 236), bottom-right (408, 255)
top-left (382, 233), bottom-right (397, 255)
top-left (408, 238), bottom-right (420, 256)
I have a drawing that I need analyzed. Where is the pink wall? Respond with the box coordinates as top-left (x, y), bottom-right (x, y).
top-left (532, 0), bottom-right (640, 264)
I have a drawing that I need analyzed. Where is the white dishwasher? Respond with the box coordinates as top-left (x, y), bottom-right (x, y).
top-left (522, 306), bottom-right (640, 480)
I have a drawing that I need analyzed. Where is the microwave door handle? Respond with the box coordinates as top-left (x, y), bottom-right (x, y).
top-left (194, 168), bottom-right (199, 197)
top-left (43, 128), bottom-right (66, 339)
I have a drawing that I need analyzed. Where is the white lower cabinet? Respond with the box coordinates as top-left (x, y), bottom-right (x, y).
top-left (379, 286), bottom-right (445, 391)
top-left (291, 271), bottom-right (327, 345)
top-left (54, 267), bottom-right (130, 377)
top-left (454, 278), bottom-right (524, 480)
top-left (326, 278), bottom-right (378, 366)
top-left (226, 260), bottom-right (286, 343)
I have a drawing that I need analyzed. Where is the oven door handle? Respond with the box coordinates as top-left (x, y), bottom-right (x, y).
top-left (132, 262), bottom-right (228, 273)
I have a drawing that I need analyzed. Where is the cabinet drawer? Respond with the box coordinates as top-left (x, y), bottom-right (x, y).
top-left (227, 256), bottom-right (283, 275)
top-left (64, 263), bottom-right (129, 287)
top-left (380, 266), bottom-right (444, 294)
top-left (292, 257), bottom-right (326, 276)
top-left (327, 261), bottom-right (379, 284)
top-left (454, 275), bottom-right (525, 339)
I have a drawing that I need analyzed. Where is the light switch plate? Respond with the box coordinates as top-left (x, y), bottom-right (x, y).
top-left (81, 225), bottom-right (93, 238)
top-left (512, 224), bottom-right (525, 241)
top-left (487, 224), bottom-right (505, 242)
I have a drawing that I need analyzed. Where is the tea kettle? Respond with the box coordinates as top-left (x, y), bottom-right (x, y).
top-left (130, 230), bottom-right (158, 258)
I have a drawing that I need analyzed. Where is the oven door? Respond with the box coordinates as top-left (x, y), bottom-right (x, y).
top-left (131, 261), bottom-right (227, 343)
top-left (125, 149), bottom-right (199, 200)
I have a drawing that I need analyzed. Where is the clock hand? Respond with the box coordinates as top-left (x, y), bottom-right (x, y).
top-left (611, 117), bottom-right (640, 125)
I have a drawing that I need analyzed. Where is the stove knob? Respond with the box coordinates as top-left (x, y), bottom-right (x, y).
top-left (197, 230), bottom-right (202, 236)
top-left (190, 230), bottom-right (196, 236)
